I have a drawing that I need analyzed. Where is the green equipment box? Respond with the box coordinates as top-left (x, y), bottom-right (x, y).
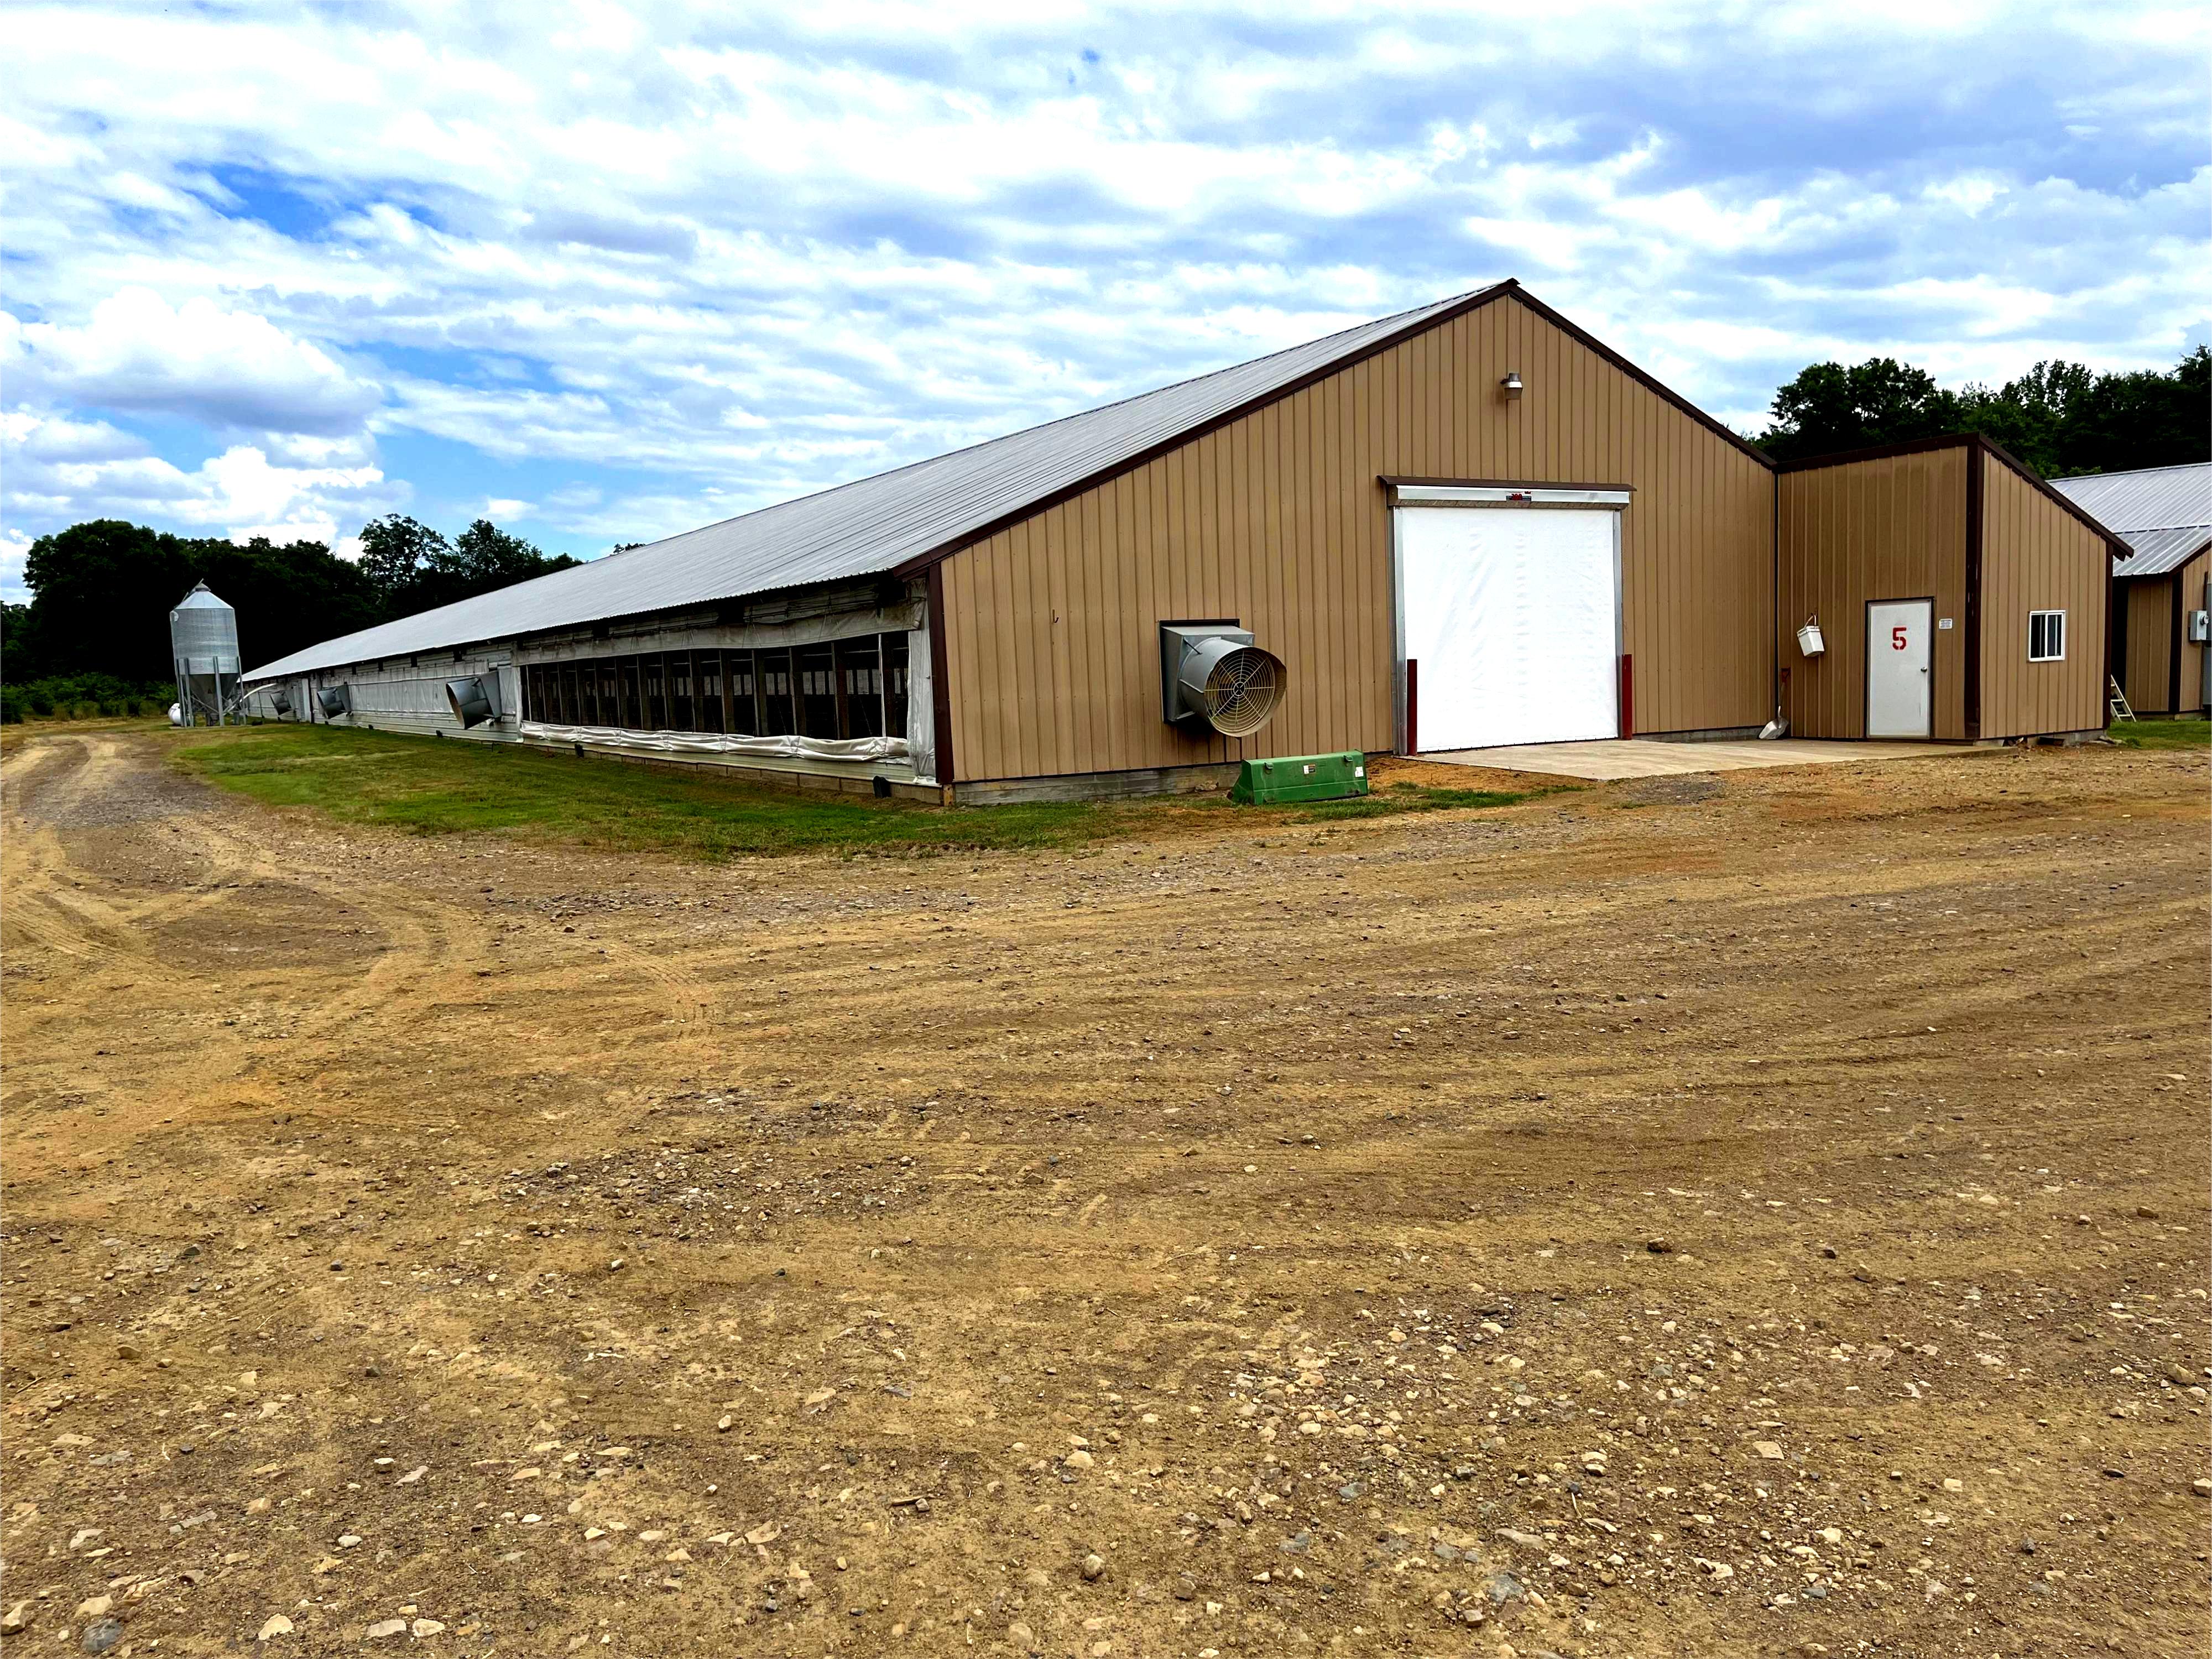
top-left (1229, 751), bottom-right (1370, 805)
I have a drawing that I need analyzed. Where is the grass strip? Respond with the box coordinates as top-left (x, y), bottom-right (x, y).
top-left (170, 724), bottom-right (1546, 859)
top-left (2106, 717), bottom-right (2210, 751)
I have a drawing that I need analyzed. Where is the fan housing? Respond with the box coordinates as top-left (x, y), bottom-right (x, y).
top-left (445, 674), bottom-right (503, 729)
top-left (1160, 623), bottom-right (1287, 739)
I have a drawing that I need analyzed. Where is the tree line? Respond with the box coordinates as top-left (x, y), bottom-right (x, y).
top-left (3, 345), bottom-right (2204, 705)
top-left (1751, 346), bottom-right (2208, 472)
top-left (2, 515), bottom-right (582, 695)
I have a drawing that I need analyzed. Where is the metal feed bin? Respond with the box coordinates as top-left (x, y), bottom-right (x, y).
top-left (169, 583), bottom-right (242, 726)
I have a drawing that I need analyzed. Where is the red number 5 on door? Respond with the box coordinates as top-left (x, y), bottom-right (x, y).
top-left (1891, 625), bottom-right (1909, 650)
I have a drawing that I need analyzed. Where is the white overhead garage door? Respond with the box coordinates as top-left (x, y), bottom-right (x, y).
top-left (1396, 504), bottom-right (1620, 751)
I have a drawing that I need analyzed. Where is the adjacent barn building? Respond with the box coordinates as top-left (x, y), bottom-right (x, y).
top-left (2052, 462), bottom-right (2211, 718)
top-left (243, 281), bottom-right (2125, 800)
top-left (1777, 436), bottom-right (2126, 743)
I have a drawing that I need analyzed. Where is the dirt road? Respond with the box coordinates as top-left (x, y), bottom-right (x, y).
top-left (3, 728), bottom-right (2206, 1657)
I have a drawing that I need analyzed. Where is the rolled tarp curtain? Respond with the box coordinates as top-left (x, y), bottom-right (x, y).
top-left (520, 721), bottom-right (908, 763)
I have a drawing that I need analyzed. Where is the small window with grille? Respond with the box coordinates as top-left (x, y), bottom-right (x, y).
top-left (2028, 610), bottom-right (2065, 662)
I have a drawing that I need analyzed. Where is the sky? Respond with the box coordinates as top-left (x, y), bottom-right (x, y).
top-left (3, 1), bottom-right (2205, 603)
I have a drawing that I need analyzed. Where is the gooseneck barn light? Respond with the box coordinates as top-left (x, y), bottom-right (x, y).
top-left (1500, 371), bottom-right (1524, 400)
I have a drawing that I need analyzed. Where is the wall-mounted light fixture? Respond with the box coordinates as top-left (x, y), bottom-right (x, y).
top-left (1500, 371), bottom-right (1524, 401)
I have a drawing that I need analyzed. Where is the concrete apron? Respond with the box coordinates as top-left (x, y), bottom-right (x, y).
top-left (1418, 738), bottom-right (1987, 781)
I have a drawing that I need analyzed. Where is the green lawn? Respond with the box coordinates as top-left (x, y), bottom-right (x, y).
top-left (2107, 717), bottom-right (2210, 751)
top-left (169, 724), bottom-right (1546, 860)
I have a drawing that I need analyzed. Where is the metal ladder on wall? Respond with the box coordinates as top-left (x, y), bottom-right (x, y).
top-left (2107, 676), bottom-right (2135, 723)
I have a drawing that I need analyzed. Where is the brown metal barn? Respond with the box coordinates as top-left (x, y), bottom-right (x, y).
top-left (2052, 463), bottom-right (2211, 718)
top-left (1777, 436), bottom-right (2124, 743)
top-left (2115, 555), bottom-right (2212, 716)
top-left (243, 284), bottom-right (2131, 800)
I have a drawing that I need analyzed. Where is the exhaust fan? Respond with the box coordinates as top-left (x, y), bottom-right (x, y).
top-left (317, 685), bottom-right (351, 718)
top-left (1160, 623), bottom-right (1287, 739)
top-left (445, 674), bottom-right (502, 729)
top-left (268, 688), bottom-right (293, 716)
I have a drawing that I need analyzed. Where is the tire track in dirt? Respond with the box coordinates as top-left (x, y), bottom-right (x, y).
top-left (1, 738), bottom-right (147, 970)
top-left (1, 733), bottom-right (505, 1142)
top-left (573, 931), bottom-right (721, 1034)
top-left (3, 727), bottom-right (2205, 1658)
top-left (138, 752), bottom-right (487, 1057)
top-left (4, 735), bottom-right (304, 969)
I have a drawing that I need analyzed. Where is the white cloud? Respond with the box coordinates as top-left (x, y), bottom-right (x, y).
top-left (1, 408), bottom-right (393, 557)
top-left (2, 289), bottom-right (380, 435)
top-left (0, 0), bottom-right (2204, 555)
top-left (0, 526), bottom-right (31, 605)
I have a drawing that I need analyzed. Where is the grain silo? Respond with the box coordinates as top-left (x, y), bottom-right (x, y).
top-left (170, 582), bottom-right (242, 727)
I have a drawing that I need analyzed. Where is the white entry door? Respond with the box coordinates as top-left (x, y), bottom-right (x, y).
top-left (1865, 598), bottom-right (1932, 738)
top-left (1396, 507), bottom-right (1619, 750)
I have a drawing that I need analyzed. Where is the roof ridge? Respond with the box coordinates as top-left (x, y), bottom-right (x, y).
top-left (2053, 460), bottom-right (2212, 483)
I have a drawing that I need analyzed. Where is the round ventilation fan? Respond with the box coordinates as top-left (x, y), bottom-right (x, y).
top-left (1177, 638), bottom-right (1287, 738)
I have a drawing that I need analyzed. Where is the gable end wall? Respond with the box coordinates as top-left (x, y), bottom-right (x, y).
top-left (1978, 452), bottom-right (2111, 739)
top-left (935, 294), bottom-right (1776, 783)
top-left (1777, 448), bottom-right (1970, 740)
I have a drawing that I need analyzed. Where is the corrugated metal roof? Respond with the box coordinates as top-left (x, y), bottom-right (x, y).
top-left (2050, 461), bottom-right (2211, 533)
top-left (2052, 462), bottom-right (2211, 576)
top-left (246, 285), bottom-right (1506, 681)
top-left (2108, 524), bottom-right (2212, 579)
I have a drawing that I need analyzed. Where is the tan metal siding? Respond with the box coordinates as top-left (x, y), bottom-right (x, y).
top-left (1978, 456), bottom-right (2111, 738)
top-left (1777, 449), bottom-right (1969, 740)
top-left (2119, 577), bottom-right (2173, 713)
top-left (2121, 550), bottom-right (2212, 716)
top-left (937, 293), bottom-right (1776, 782)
